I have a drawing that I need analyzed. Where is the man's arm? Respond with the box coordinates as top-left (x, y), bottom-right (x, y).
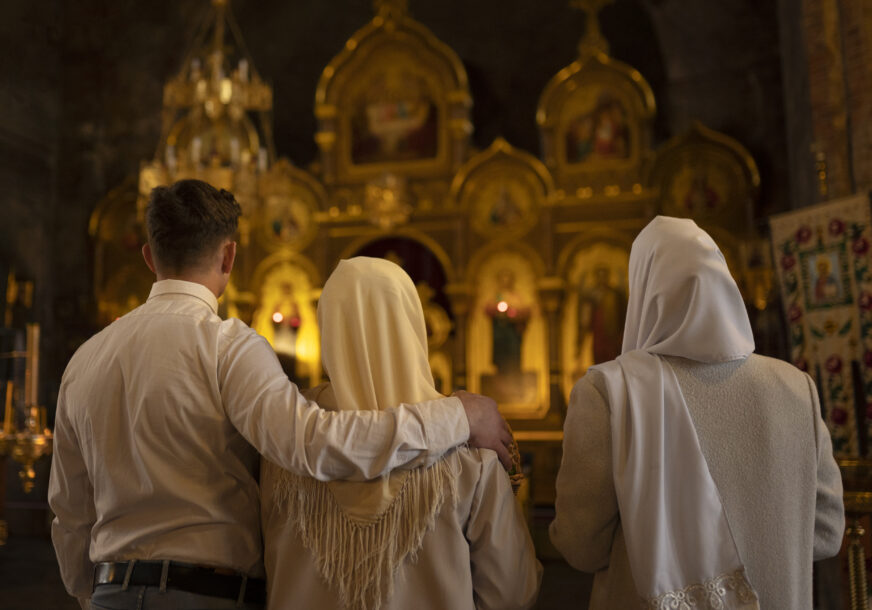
top-left (47, 386), bottom-right (96, 608)
top-left (219, 328), bottom-right (511, 481)
top-left (549, 373), bottom-right (619, 572)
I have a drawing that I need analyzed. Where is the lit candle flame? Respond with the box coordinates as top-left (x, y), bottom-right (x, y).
top-left (272, 312), bottom-right (284, 323)
top-left (497, 301), bottom-right (508, 313)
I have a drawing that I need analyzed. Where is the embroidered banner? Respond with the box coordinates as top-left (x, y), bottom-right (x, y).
top-left (770, 194), bottom-right (872, 457)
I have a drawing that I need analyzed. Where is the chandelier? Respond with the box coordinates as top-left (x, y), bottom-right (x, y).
top-left (137, 0), bottom-right (275, 245)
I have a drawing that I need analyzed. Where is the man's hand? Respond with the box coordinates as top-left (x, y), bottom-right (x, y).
top-left (453, 390), bottom-right (513, 469)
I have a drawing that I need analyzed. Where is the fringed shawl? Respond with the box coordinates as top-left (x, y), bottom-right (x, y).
top-left (266, 257), bottom-right (459, 609)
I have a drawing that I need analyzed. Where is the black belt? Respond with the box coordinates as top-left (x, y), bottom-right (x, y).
top-left (93, 560), bottom-right (266, 605)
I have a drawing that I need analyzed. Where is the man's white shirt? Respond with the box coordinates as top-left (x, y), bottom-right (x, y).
top-left (48, 279), bottom-right (468, 601)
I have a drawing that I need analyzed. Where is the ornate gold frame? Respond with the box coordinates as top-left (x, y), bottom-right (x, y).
top-left (314, 8), bottom-right (471, 185)
top-left (255, 159), bottom-right (326, 252)
top-left (647, 121), bottom-right (761, 236)
top-left (450, 138), bottom-right (555, 240)
top-left (537, 50), bottom-right (656, 192)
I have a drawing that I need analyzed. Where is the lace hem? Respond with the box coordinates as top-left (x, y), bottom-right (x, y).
top-left (643, 568), bottom-right (759, 610)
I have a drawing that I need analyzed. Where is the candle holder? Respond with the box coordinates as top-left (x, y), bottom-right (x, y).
top-left (0, 323), bottom-right (53, 545)
top-left (839, 459), bottom-right (872, 610)
top-left (0, 406), bottom-right (53, 546)
top-left (1, 407), bottom-right (52, 494)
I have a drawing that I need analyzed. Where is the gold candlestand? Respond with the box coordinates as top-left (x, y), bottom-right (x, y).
top-left (840, 459), bottom-right (872, 610)
top-left (0, 323), bottom-right (53, 545)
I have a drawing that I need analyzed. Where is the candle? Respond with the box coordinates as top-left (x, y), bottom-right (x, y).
top-left (25, 323), bottom-right (39, 407)
top-left (3, 381), bottom-right (13, 434)
top-left (258, 147), bottom-right (268, 172)
top-left (165, 145), bottom-right (177, 173)
top-left (238, 59), bottom-right (249, 82)
top-left (230, 137), bottom-right (240, 166)
top-left (191, 137), bottom-right (202, 167)
top-left (190, 58), bottom-right (201, 81)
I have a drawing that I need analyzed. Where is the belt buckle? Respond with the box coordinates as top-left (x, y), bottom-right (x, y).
top-left (93, 561), bottom-right (119, 591)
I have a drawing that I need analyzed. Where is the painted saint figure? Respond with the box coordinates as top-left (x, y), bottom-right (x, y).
top-left (683, 171), bottom-right (719, 212)
top-left (813, 255), bottom-right (840, 305)
top-left (271, 282), bottom-right (303, 369)
top-left (565, 94), bottom-right (629, 163)
top-left (485, 269), bottom-right (531, 376)
top-left (578, 266), bottom-right (626, 370)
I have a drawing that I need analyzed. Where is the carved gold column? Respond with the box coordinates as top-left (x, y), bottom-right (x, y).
top-left (847, 519), bottom-right (869, 610)
top-left (537, 276), bottom-right (565, 414)
top-left (445, 283), bottom-right (471, 390)
top-left (840, 459), bottom-right (872, 610)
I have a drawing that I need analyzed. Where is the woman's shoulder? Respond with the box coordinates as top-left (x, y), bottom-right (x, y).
top-left (745, 352), bottom-right (806, 376)
top-left (743, 353), bottom-right (816, 393)
top-left (303, 382), bottom-right (333, 403)
top-left (568, 368), bottom-right (611, 408)
top-left (450, 446), bottom-right (505, 481)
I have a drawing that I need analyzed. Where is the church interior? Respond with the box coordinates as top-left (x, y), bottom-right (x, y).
top-left (2, 0), bottom-right (871, 607)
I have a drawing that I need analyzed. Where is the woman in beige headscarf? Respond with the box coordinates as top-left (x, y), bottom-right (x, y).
top-left (550, 217), bottom-right (844, 609)
top-left (260, 257), bottom-right (541, 610)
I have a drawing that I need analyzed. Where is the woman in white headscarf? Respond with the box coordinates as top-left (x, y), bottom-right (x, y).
top-left (550, 217), bottom-right (844, 609)
top-left (261, 257), bottom-right (541, 610)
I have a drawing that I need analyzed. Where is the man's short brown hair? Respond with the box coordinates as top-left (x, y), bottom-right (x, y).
top-left (145, 180), bottom-right (242, 273)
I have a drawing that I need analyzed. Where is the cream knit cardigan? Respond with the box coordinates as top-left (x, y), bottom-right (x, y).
top-left (551, 353), bottom-right (845, 610)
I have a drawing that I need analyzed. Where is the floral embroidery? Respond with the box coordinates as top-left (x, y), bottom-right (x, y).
top-left (643, 568), bottom-right (758, 610)
top-left (773, 212), bottom-right (872, 457)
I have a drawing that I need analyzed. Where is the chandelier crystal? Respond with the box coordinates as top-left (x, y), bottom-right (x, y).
top-left (138, 0), bottom-right (276, 244)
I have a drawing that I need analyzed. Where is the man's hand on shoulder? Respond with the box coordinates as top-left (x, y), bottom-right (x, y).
top-left (453, 390), bottom-right (513, 469)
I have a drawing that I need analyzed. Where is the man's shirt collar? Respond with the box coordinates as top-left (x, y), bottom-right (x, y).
top-left (148, 279), bottom-right (219, 314)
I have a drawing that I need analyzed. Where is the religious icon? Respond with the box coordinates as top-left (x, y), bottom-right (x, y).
top-left (655, 128), bottom-right (752, 233)
top-left (256, 160), bottom-right (321, 252)
top-left (801, 248), bottom-right (850, 310)
top-left (577, 265), bottom-right (626, 367)
top-left (485, 269), bottom-right (531, 376)
top-left (351, 69), bottom-right (438, 164)
top-left (488, 185), bottom-right (524, 227)
top-left (261, 194), bottom-right (312, 249)
top-left (253, 262), bottom-right (321, 386)
top-left (467, 251), bottom-right (549, 418)
top-left (683, 171), bottom-right (720, 212)
top-left (467, 167), bottom-right (540, 240)
top-left (565, 93), bottom-right (629, 163)
top-left (561, 243), bottom-right (630, 400)
top-left (270, 205), bottom-right (302, 241)
top-left (813, 255), bottom-right (840, 304)
top-left (271, 282), bottom-right (303, 364)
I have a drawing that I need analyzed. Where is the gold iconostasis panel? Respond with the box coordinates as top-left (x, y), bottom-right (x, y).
top-left (91, 0), bottom-right (770, 506)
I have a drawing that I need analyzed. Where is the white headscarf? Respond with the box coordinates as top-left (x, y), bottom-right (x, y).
top-left (590, 217), bottom-right (760, 608)
top-left (269, 257), bottom-right (458, 610)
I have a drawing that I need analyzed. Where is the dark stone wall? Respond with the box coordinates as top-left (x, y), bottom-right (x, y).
top-left (0, 0), bottom-right (61, 404)
top-left (0, 0), bottom-right (62, 536)
top-left (3, 0), bottom-right (793, 403)
top-left (777, 0), bottom-right (817, 211)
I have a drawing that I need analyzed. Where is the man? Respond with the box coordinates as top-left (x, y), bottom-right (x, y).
top-left (49, 180), bottom-right (512, 610)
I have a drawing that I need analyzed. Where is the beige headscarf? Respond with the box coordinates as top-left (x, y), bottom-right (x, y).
top-left (268, 257), bottom-right (458, 610)
top-left (592, 217), bottom-right (759, 609)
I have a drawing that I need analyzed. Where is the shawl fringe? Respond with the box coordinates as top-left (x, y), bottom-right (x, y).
top-left (270, 455), bottom-right (460, 610)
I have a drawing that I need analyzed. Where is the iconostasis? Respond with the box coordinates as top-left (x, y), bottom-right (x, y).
top-left (89, 0), bottom-right (772, 506)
